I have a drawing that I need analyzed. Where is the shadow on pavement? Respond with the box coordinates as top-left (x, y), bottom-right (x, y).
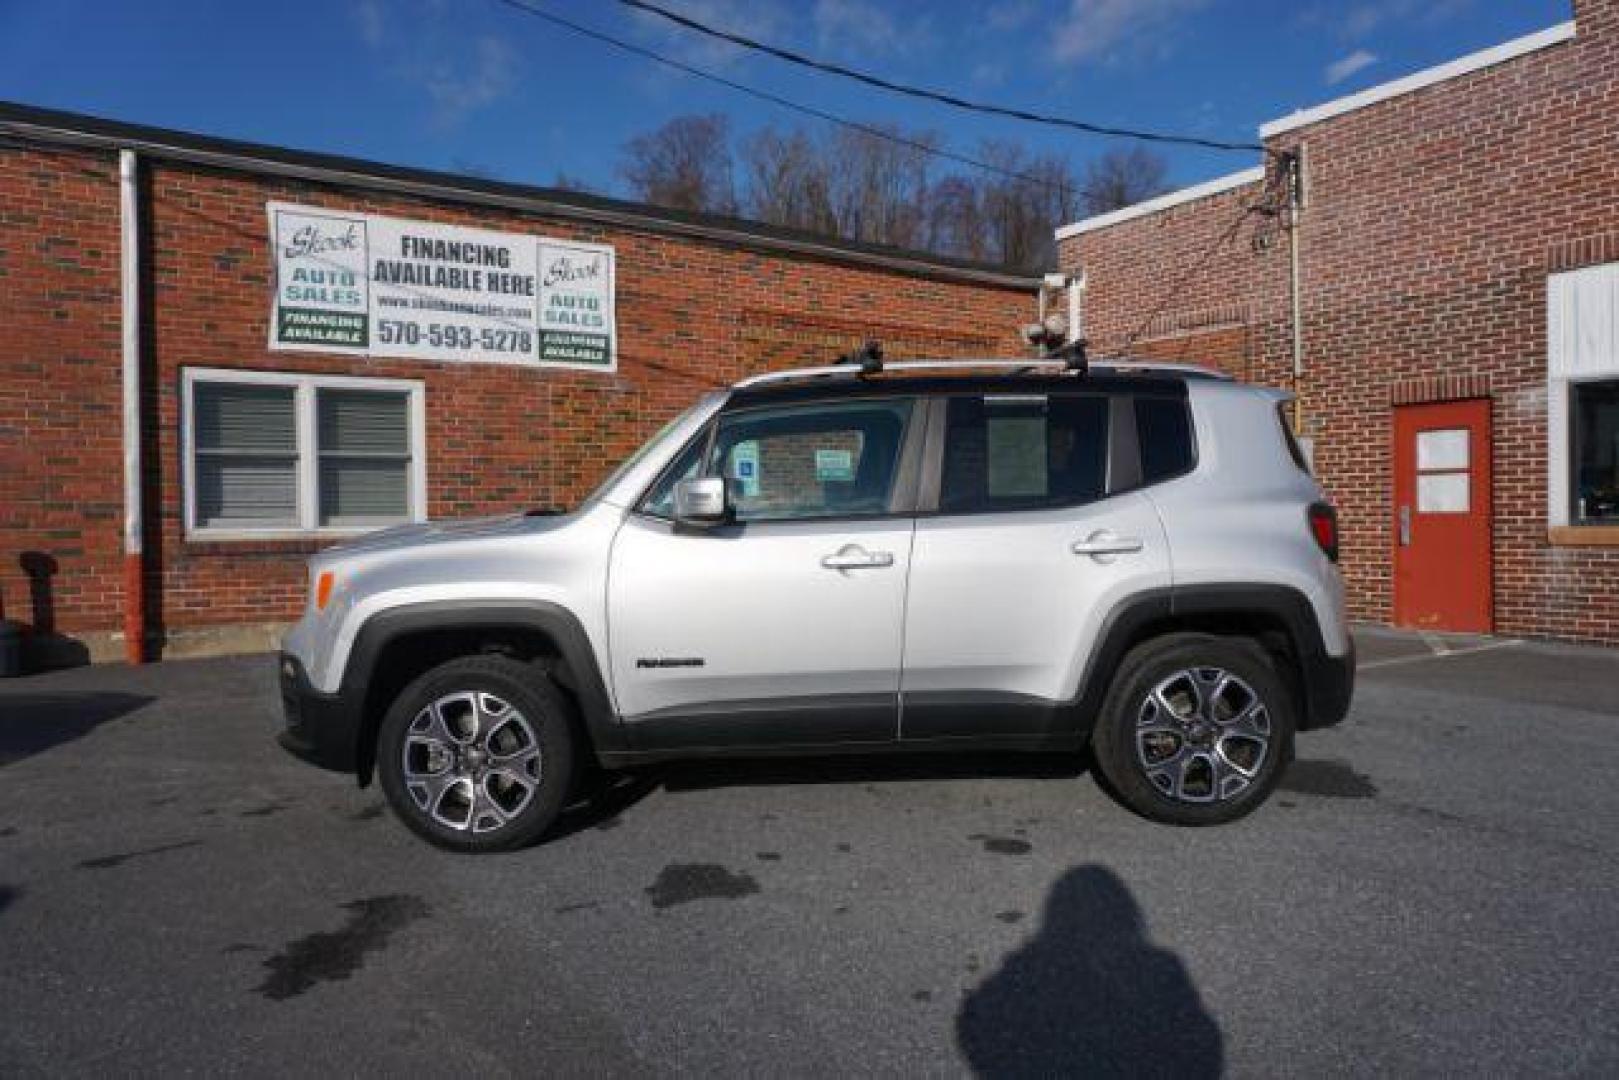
top-left (542, 770), bottom-right (666, 842)
top-left (533, 754), bottom-right (1089, 844)
top-left (0, 885), bottom-right (17, 917)
top-left (0, 693), bottom-right (153, 766)
top-left (957, 865), bottom-right (1223, 1079)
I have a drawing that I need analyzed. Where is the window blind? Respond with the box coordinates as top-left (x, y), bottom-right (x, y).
top-left (193, 384), bottom-right (298, 526)
top-left (317, 388), bottom-right (411, 526)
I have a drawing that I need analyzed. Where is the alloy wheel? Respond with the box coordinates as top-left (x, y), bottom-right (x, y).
top-left (402, 691), bottom-right (542, 834)
top-left (1135, 667), bottom-right (1271, 804)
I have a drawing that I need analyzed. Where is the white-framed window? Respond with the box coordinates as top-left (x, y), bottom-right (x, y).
top-left (182, 368), bottom-right (427, 539)
top-left (1549, 264), bottom-right (1619, 528)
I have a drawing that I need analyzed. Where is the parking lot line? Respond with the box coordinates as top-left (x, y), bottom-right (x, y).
top-left (1359, 638), bottom-right (1522, 671)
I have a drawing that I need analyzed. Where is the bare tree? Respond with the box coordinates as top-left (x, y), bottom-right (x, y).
top-left (551, 172), bottom-right (596, 193)
top-left (823, 124), bottom-right (935, 249)
top-left (612, 113), bottom-right (1092, 270)
top-left (1081, 146), bottom-right (1170, 216)
top-left (619, 114), bottom-right (737, 215)
top-left (972, 142), bottom-right (1081, 271)
top-left (739, 126), bottom-right (834, 233)
top-left (926, 174), bottom-right (988, 262)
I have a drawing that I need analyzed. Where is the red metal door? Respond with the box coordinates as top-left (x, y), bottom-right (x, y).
top-left (1392, 399), bottom-right (1493, 632)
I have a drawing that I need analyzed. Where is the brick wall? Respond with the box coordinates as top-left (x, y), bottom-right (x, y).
top-left (0, 146), bottom-right (124, 663)
top-left (1064, 0), bottom-right (1619, 645)
top-left (0, 144), bottom-right (1032, 660)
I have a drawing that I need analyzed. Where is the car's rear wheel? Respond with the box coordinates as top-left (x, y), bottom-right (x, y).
top-left (377, 655), bottom-right (576, 852)
top-left (1091, 633), bottom-right (1294, 825)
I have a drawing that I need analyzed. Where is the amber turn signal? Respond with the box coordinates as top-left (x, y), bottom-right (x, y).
top-left (315, 571), bottom-right (336, 611)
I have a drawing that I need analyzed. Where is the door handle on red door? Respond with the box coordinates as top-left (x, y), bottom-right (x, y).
top-left (1398, 505), bottom-right (1412, 546)
top-left (820, 545), bottom-right (895, 570)
top-left (1070, 530), bottom-right (1144, 562)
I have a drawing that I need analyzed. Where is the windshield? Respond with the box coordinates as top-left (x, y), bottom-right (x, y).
top-left (581, 395), bottom-right (719, 507)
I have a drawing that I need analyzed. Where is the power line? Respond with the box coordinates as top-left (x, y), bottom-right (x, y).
top-left (488, 0), bottom-right (1103, 202)
top-left (617, 0), bottom-right (1267, 155)
top-left (1118, 166), bottom-right (1289, 355)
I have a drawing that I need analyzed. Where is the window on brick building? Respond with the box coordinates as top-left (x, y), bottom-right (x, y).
top-left (1549, 263), bottom-right (1619, 530)
top-left (1573, 380), bottom-right (1619, 524)
top-left (183, 369), bottom-right (425, 538)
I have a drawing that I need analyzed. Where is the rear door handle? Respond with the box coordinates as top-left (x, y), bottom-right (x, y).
top-left (821, 545), bottom-right (894, 570)
top-left (1071, 531), bottom-right (1144, 560)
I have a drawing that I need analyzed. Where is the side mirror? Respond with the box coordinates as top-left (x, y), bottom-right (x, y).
top-left (673, 476), bottom-right (730, 527)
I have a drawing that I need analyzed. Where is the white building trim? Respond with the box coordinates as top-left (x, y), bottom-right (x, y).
top-left (1260, 21), bottom-right (1577, 138)
top-left (1548, 263), bottom-right (1619, 529)
top-left (1055, 166), bottom-right (1265, 241)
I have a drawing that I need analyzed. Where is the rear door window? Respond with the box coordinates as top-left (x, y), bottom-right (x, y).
top-left (939, 393), bottom-right (1110, 514)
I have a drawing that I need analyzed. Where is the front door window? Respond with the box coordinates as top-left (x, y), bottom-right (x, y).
top-left (708, 399), bottom-right (914, 521)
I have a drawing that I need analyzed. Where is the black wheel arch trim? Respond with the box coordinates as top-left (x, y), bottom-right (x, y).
top-left (1074, 583), bottom-right (1354, 733)
top-left (337, 600), bottom-right (627, 779)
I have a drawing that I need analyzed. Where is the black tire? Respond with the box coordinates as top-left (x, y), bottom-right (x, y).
top-left (1091, 633), bottom-right (1295, 826)
top-left (376, 655), bottom-right (577, 852)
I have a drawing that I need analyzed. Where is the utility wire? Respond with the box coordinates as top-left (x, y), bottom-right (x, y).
top-left (1118, 166), bottom-right (1289, 355)
top-left (618, 0), bottom-right (1267, 155)
top-left (488, 0), bottom-right (1107, 202)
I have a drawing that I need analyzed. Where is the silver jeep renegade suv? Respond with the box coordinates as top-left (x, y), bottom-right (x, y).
top-left (279, 358), bottom-right (1354, 851)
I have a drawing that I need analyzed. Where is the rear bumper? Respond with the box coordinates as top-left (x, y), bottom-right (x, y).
top-left (277, 652), bottom-right (360, 773)
top-left (1299, 639), bottom-right (1355, 731)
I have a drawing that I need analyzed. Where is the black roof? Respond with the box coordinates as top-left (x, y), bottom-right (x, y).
top-left (0, 100), bottom-right (1039, 290)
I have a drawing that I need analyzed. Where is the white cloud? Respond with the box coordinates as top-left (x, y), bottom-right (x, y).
top-left (986, 0), bottom-right (1039, 32)
top-left (971, 61), bottom-right (1008, 87)
top-left (1325, 48), bottom-right (1378, 85)
top-left (813, 0), bottom-right (936, 56)
top-left (1050, 0), bottom-right (1210, 65)
top-left (814, 0), bottom-right (894, 48)
top-left (426, 36), bottom-right (517, 126)
top-left (1186, 98), bottom-right (1219, 135)
top-left (352, 0), bottom-right (385, 48)
top-left (1303, 0), bottom-right (1474, 41)
top-left (628, 0), bottom-right (791, 70)
top-left (354, 3), bottom-right (520, 128)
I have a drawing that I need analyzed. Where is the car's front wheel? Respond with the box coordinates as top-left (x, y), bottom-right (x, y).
top-left (1091, 633), bottom-right (1294, 825)
top-left (377, 655), bottom-right (576, 852)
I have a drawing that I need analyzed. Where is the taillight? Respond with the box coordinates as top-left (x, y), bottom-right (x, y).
top-left (1307, 503), bottom-right (1339, 562)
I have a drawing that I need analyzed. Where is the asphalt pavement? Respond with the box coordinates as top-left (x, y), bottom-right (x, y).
top-left (2, 627), bottom-right (1617, 1077)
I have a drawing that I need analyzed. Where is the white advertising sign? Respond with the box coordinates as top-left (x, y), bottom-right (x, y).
top-left (268, 201), bottom-right (616, 371)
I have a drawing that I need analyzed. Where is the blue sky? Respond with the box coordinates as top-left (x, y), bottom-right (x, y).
top-left (0, 0), bottom-right (1574, 203)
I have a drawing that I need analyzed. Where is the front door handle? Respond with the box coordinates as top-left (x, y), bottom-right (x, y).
top-left (821, 544), bottom-right (894, 571)
top-left (1398, 505), bottom-right (1412, 546)
top-left (1071, 530), bottom-right (1144, 562)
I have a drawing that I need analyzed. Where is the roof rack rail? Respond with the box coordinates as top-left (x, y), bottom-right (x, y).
top-left (1095, 359), bottom-right (1232, 379)
top-left (731, 357), bottom-right (1229, 389)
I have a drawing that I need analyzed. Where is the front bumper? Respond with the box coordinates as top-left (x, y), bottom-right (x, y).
top-left (277, 652), bottom-right (360, 773)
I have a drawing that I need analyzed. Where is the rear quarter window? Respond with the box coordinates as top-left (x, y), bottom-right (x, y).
top-left (1135, 397), bottom-right (1194, 483)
